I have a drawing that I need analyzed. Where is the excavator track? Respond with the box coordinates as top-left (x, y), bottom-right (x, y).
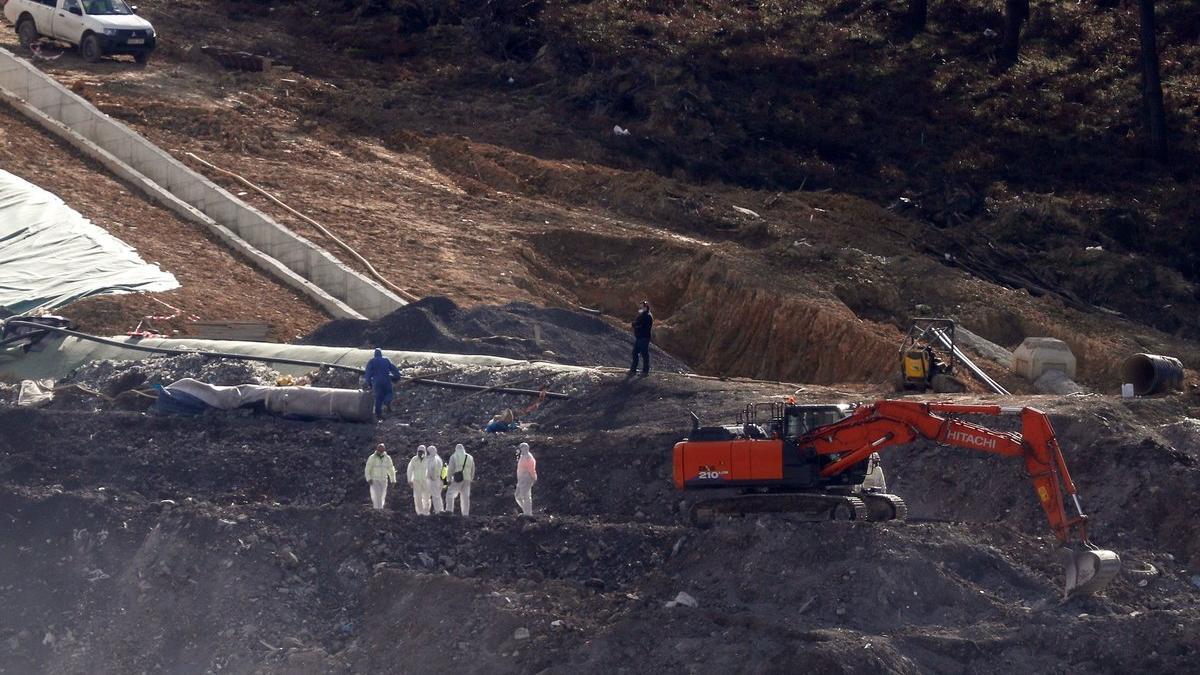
top-left (860, 493), bottom-right (908, 522)
top-left (690, 493), bottom-right (868, 528)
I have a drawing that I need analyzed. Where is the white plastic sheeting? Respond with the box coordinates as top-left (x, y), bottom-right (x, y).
top-left (163, 378), bottom-right (373, 422)
top-left (16, 379), bottom-right (54, 407)
top-left (0, 169), bottom-right (178, 314)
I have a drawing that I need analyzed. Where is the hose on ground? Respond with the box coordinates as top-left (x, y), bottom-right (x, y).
top-left (183, 152), bottom-right (421, 303)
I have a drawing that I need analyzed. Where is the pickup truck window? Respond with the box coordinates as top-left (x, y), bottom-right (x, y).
top-left (82, 0), bottom-right (133, 15)
top-left (63, 0), bottom-right (80, 12)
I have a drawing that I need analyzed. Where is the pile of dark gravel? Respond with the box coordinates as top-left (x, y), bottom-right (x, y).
top-left (300, 296), bottom-right (688, 372)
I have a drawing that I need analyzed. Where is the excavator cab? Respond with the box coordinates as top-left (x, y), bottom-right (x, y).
top-left (780, 404), bottom-right (854, 439)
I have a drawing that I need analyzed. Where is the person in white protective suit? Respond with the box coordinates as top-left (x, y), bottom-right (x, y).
top-left (444, 443), bottom-right (476, 516)
top-left (364, 443), bottom-right (397, 510)
top-left (426, 444), bottom-right (445, 514)
top-left (515, 442), bottom-right (537, 516)
top-left (862, 452), bottom-right (887, 493)
top-left (407, 445), bottom-right (432, 514)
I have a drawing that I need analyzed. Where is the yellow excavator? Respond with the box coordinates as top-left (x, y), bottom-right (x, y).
top-left (896, 318), bottom-right (967, 394)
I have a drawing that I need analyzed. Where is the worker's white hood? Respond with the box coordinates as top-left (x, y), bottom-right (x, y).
top-left (87, 14), bottom-right (154, 31)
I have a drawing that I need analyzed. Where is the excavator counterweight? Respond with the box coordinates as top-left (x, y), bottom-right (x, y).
top-left (673, 399), bottom-right (1121, 598)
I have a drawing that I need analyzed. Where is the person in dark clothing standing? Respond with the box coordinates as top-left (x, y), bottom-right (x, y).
top-left (363, 348), bottom-right (401, 420)
top-left (629, 301), bottom-right (653, 377)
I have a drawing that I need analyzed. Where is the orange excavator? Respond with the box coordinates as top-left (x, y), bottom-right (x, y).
top-left (673, 399), bottom-right (1122, 597)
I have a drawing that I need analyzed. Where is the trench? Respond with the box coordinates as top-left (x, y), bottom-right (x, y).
top-left (523, 229), bottom-right (898, 384)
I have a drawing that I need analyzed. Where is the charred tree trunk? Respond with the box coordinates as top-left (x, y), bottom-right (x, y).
top-left (1000, 0), bottom-right (1029, 64)
top-left (908, 0), bottom-right (928, 31)
top-left (1138, 0), bottom-right (1168, 161)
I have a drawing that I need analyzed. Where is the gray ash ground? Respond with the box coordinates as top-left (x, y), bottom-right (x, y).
top-left (2, 366), bottom-right (1199, 673)
top-left (301, 296), bottom-right (689, 372)
top-left (60, 352), bottom-right (285, 392)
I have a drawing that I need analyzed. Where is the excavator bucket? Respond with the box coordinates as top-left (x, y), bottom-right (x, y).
top-left (1061, 547), bottom-right (1122, 598)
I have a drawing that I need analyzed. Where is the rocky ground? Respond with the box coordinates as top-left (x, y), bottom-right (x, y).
top-left (2, 352), bottom-right (1198, 673)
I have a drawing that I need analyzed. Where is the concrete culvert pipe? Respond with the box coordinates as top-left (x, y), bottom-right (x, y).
top-left (1122, 353), bottom-right (1184, 395)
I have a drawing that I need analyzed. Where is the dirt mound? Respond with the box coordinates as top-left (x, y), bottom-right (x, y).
top-left (301, 296), bottom-right (689, 372)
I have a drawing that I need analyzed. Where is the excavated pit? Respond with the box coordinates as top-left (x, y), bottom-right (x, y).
top-left (525, 229), bottom-right (898, 385)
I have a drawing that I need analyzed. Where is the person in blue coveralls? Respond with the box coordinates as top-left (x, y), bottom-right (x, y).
top-left (363, 348), bottom-right (400, 420)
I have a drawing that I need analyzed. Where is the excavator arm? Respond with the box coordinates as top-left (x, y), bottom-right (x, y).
top-left (803, 400), bottom-right (1121, 596)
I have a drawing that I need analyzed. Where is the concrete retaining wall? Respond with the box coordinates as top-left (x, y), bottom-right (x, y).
top-left (0, 88), bottom-right (361, 320)
top-left (0, 47), bottom-right (404, 320)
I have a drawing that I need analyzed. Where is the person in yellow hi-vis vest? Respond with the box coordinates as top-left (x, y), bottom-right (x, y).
top-left (363, 443), bottom-right (396, 509)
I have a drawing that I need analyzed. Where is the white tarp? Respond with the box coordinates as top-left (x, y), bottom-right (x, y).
top-left (163, 378), bottom-right (374, 422)
top-left (0, 169), bottom-right (179, 315)
top-left (16, 378), bottom-right (54, 407)
top-left (164, 378), bottom-right (273, 408)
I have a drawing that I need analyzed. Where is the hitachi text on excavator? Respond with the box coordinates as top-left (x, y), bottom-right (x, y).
top-left (672, 399), bottom-right (1122, 597)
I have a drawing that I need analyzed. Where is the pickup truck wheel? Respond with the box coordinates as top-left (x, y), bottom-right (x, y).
top-left (80, 34), bottom-right (102, 63)
top-left (17, 20), bottom-right (38, 49)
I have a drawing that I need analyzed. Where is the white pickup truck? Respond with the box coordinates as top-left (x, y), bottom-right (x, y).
top-left (4, 0), bottom-right (156, 64)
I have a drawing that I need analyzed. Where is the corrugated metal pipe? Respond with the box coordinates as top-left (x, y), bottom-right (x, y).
top-left (1121, 353), bottom-right (1184, 395)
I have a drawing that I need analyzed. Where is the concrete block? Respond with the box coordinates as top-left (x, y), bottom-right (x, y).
top-left (110, 136), bottom-right (136, 164)
top-left (173, 178), bottom-right (205, 205)
top-left (268, 226), bottom-right (298, 254)
top-left (0, 58), bottom-right (22, 79)
top-left (192, 183), bottom-right (226, 212)
top-left (205, 201), bottom-right (239, 230)
top-left (163, 165), bottom-right (195, 193)
top-left (135, 154), bottom-right (172, 185)
top-left (13, 68), bottom-right (35, 97)
top-left (127, 141), bottom-right (163, 170)
top-left (1012, 338), bottom-right (1076, 381)
top-left (92, 121), bottom-right (127, 149)
top-left (235, 207), bottom-right (263, 232)
top-left (25, 81), bottom-right (58, 110)
top-left (59, 100), bottom-right (91, 128)
top-left (274, 242), bottom-right (306, 268)
top-left (308, 256), bottom-right (340, 289)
